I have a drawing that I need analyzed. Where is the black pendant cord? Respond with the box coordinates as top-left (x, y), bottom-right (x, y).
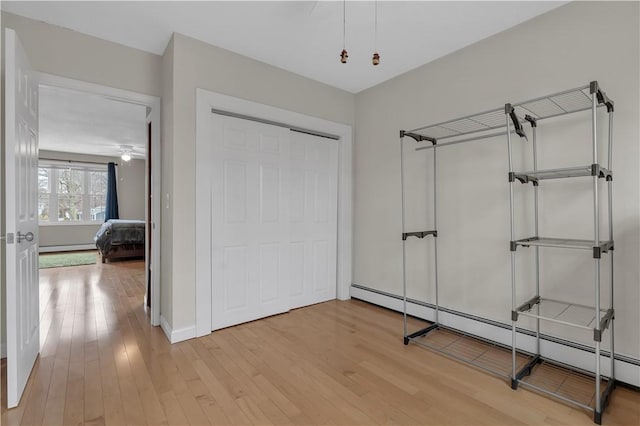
top-left (372, 0), bottom-right (380, 66)
top-left (340, 0), bottom-right (348, 63)
top-left (343, 0), bottom-right (346, 50)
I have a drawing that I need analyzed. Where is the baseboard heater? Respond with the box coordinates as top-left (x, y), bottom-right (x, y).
top-left (39, 244), bottom-right (96, 253)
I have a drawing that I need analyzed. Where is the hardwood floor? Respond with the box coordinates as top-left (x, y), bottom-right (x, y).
top-left (2, 260), bottom-right (639, 425)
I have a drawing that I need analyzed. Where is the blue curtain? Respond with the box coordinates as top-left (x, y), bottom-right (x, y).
top-left (105, 162), bottom-right (119, 221)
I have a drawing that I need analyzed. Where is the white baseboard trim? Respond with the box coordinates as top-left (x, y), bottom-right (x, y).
top-left (39, 244), bottom-right (96, 253)
top-left (160, 315), bottom-right (197, 344)
top-left (160, 315), bottom-right (172, 342)
top-left (350, 284), bottom-right (640, 388)
top-left (1, 342), bottom-right (6, 359)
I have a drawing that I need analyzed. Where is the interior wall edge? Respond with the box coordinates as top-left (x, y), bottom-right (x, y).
top-left (160, 314), bottom-right (196, 344)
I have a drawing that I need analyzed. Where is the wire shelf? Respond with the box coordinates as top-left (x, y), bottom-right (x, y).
top-left (408, 324), bottom-right (531, 379)
top-left (408, 85), bottom-right (602, 143)
top-left (517, 87), bottom-right (593, 119)
top-left (410, 106), bottom-right (519, 142)
top-left (513, 165), bottom-right (612, 184)
top-left (516, 297), bottom-right (612, 331)
top-left (414, 108), bottom-right (512, 139)
top-left (518, 358), bottom-right (613, 412)
top-left (514, 237), bottom-right (613, 253)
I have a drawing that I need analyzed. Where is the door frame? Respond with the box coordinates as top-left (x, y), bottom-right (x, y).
top-left (195, 89), bottom-right (353, 337)
top-left (37, 73), bottom-right (162, 326)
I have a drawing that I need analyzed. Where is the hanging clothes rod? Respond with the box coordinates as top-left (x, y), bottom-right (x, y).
top-left (40, 158), bottom-right (118, 166)
top-left (211, 108), bottom-right (340, 140)
top-left (414, 129), bottom-right (520, 151)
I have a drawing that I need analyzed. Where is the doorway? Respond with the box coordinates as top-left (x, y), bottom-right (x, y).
top-left (37, 74), bottom-right (161, 326)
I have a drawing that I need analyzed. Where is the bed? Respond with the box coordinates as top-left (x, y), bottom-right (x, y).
top-left (95, 219), bottom-right (146, 263)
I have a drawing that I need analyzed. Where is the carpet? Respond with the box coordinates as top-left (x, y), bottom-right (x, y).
top-left (39, 251), bottom-right (97, 269)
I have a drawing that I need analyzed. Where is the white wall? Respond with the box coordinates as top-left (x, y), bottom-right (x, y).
top-left (163, 33), bottom-right (355, 332)
top-left (117, 158), bottom-right (145, 220)
top-left (354, 2), bottom-right (639, 358)
top-left (0, 12), bottom-right (161, 97)
top-left (40, 225), bottom-right (99, 249)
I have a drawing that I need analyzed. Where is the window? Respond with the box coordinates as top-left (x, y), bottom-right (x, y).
top-left (38, 161), bottom-right (109, 224)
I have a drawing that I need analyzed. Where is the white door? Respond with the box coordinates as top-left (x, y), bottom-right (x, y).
top-left (210, 115), bottom-right (291, 330)
top-left (288, 131), bottom-right (338, 308)
top-left (209, 115), bottom-right (339, 331)
top-left (4, 28), bottom-right (40, 409)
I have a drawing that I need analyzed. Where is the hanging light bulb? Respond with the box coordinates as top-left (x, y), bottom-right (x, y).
top-left (120, 145), bottom-right (133, 162)
top-left (340, 0), bottom-right (348, 63)
top-left (372, 0), bottom-right (380, 66)
top-left (340, 49), bottom-right (349, 64)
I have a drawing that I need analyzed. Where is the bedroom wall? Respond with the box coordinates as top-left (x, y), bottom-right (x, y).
top-left (163, 32), bottom-right (356, 333)
top-left (37, 150), bottom-right (146, 249)
top-left (1, 12), bottom-right (162, 353)
top-left (40, 225), bottom-right (100, 249)
top-left (117, 158), bottom-right (146, 220)
top-left (353, 1), bottom-right (640, 358)
top-left (1, 12), bottom-right (161, 97)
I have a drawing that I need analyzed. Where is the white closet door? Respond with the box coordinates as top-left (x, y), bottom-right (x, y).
top-left (288, 131), bottom-right (338, 309)
top-left (211, 115), bottom-right (291, 331)
top-left (209, 114), bottom-right (339, 331)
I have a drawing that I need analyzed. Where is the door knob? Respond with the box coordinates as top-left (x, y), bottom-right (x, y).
top-left (17, 231), bottom-right (34, 243)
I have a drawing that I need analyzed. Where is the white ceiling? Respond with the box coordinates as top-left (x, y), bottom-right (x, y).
top-left (39, 85), bottom-right (147, 158)
top-left (3, 1), bottom-right (566, 93)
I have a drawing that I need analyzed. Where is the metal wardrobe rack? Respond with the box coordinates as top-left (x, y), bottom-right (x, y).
top-left (507, 81), bottom-right (615, 424)
top-left (399, 81), bottom-right (616, 424)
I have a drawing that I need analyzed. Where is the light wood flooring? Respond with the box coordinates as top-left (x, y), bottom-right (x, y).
top-left (2, 259), bottom-right (639, 425)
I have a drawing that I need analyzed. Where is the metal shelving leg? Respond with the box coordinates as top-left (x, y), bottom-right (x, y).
top-left (607, 112), bottom-right (615, 387)
top-left (506, 111), bottom-right (518, 389)
top-left (608, 249), bottom-right (615, 386)
top-left (400, 136), bottom-right (409, 345)
top-left (594, 269), bottom-right (602, 423)
top-left (433, 147), bottom-right (439, 325)
top-left (595, 110), bottom-right (617, 425)
top-left (532, 125), bottom-right (541, 357)
top-left (591, 91), bottom-right (603, 424)
top-left (608, 213), bottom-right (616, 407)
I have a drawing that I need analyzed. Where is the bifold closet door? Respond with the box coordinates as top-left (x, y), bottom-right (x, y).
top-left (210, 115), bottom-right (291, 331)
top-left (288, 131), bottom-right (338, 309)
top-left (210, 114), bottom-right (339, 331)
